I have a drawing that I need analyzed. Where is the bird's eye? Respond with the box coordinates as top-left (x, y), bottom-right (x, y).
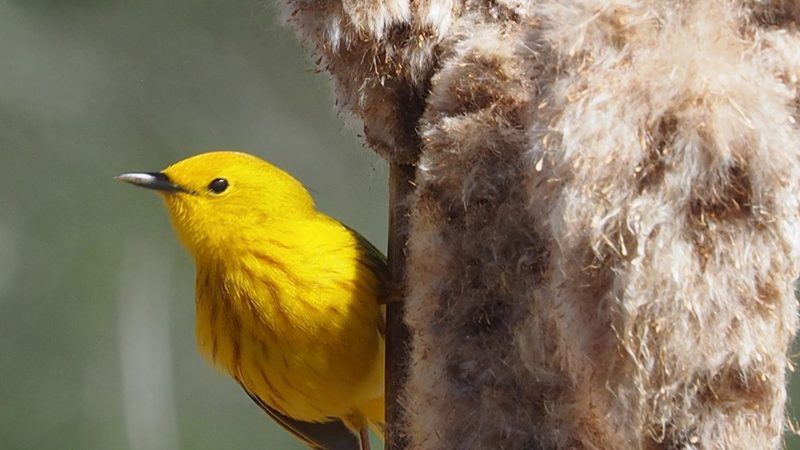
top-left (208, 178), bottom-right (229, 194)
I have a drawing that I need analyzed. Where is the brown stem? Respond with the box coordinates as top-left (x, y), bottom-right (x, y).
top-left (385, 162), bottom-right (414, 450)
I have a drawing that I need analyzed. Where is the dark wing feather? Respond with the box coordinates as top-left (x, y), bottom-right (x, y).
top-left (346, 225), bottom-right (389, 336)
top-left (345, 225), bottom-right (388, 284)
top-left (241, 385), bottom-right (360, 450)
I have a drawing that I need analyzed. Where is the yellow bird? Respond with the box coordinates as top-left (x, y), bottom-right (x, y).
top-left (117, 151), bottom-right (386, 450)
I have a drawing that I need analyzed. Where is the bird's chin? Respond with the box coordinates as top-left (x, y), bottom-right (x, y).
top-left (161, 198), bottom-right (198, 248)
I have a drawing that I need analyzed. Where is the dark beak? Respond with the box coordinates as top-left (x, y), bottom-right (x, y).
top-left (115, 172), bottom-right (187, 193)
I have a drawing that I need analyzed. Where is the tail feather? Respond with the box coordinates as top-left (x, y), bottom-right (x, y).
top-left (242, 386), bottom-right (360, 450)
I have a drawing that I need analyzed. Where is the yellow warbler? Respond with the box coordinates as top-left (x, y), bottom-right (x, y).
top-left (117, 151), bottom-right (386, 450)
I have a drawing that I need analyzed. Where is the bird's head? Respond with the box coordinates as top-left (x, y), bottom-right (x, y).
top-left (117, 151), bottom-right (315, 256)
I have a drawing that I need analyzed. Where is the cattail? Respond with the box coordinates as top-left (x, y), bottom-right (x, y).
top-left (278, 1), bottom-right (800, 448)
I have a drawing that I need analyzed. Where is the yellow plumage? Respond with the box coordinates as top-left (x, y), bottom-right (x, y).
top-left (118, 151), bottom-right (385, 449)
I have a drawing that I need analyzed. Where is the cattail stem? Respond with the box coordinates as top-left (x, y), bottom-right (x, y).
top-left (385, 161), bottom-right (414, 450)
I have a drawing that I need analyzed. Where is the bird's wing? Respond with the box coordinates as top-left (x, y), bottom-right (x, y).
top-left (347, 227), bottom-right (389, 337)
top-left (349, 228), bottom-right (388, 283)
top-left (241, 385), bottom-right (360, 450)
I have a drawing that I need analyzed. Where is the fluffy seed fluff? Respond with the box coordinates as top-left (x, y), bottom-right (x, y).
top-left (277, 0), bottom-right (800, 448)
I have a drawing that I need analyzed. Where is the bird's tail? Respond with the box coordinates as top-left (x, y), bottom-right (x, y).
top-left (243, 387), bottom-right (361, 450)
top-left (359, 397), bottom-right (385, 441)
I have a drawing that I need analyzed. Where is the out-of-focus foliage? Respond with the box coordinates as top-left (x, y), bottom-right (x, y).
top-left (0, 1), bottom-right (386, 449)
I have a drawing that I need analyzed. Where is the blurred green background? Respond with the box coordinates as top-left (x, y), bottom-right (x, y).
top-left (0, 1), bottom-right (797, 449)
top-left (0, 1), bottom-right (386, 449)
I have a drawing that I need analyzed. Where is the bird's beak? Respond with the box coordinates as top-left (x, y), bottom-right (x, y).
top-left (115, 172), bottom-right (187, 193)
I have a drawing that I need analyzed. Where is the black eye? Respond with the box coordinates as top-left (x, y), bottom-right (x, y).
top-left (208, 178), bottom-right (228, 193)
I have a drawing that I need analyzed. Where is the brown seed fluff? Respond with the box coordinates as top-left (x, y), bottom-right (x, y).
top-left (277, 0), bottom-right (800, 448)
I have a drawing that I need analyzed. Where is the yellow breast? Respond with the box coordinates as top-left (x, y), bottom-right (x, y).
top-left (192, 215), bottom-right (385, 424)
